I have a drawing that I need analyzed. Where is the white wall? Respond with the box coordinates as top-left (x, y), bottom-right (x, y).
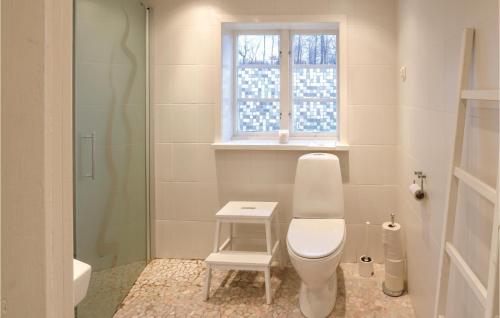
top-left (398, 0), bottom-right (498, 317)
top-left (149, 0), bottom-right (399, 263)
top-left (1, 0), bottom-right (73, 317)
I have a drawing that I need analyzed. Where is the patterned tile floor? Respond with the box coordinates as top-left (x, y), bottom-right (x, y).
top-left (114, 259), bottom-right (415, 318)
top-left (78, 261), bottom-right (146, 318)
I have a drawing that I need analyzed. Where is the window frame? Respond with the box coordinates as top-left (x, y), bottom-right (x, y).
top-left (218, 17), bottom-right (348, 147)
top-left (232, 29), bottom-right (339, 139)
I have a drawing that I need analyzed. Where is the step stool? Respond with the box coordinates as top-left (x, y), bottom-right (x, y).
top-left (203, 201), bottom-right (282, 304)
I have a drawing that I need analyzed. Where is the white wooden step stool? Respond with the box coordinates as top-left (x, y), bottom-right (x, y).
top-left (203, 201), bottom-right (281, 304)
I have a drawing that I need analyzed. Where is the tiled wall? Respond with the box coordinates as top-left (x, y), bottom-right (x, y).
top-left (149, 0), bottom-right (398, 264)
top-left (398, 0), bottom-right (498, 317)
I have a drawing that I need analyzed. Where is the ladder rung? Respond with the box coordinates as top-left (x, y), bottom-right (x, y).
top-left (461, 89), bottom-right (500, 101)
top-left (445, 243), bottom-right (487, 307)
top-left (454, 167), bottom-right (497, 203)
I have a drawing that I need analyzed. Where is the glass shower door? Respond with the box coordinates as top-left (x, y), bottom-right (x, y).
top-left (74, 0), bottom-right (148, 317)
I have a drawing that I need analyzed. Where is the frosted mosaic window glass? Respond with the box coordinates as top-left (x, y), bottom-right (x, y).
top-left (292, 34), bottom-right (337, 133)
top-left (236, 34), bottom-right (280, 132)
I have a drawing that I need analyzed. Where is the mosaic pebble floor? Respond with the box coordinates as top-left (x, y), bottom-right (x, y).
top-left (114, 259), bottom-right (415, 318)
top-left (78, 261), bottom-right (146, 318)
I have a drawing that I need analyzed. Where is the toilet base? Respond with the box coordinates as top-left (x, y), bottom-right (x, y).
top-left (299, 272), bottom-right (338, 318)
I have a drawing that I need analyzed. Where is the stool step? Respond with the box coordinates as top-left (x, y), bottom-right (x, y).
top-left (205, 251), bottom-right (272, 267)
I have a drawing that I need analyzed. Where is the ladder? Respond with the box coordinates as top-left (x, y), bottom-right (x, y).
top-left (434, 28), bottom-right (500, 318)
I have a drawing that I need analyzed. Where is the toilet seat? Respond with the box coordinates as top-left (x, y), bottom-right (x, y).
top-left (287, 219), bottom-right (345, 259)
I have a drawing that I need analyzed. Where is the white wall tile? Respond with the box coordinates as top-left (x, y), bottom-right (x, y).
top-left (172, 143), bottom-right (199, 181)
top-left (219, 0), bottom-right (275, 15)
top-left (154, 106), bottom-right (172, 143)
top-left (197, 182), bottom-right (221, 220)
top-left (343, 185), bottom-right (359, 224)
top-left (166, 182), bottom-right (198, 220)
top-left (156, 143), bottom-right (172, 182)
top-left (350, 0), bottom-right (396, 27)
top-left (329, 0), bottom-right (354, 15)
top-left (348, 25), bottom-right (396, 65)
top-left (198, 144), bottom-right (217, 182)
top-left (358, 185), bottom-right (398, 224)
top-left (153, 66), bottom-right (171, 104)
top-left (151, 0), bottom-right (221, 28)
top-left (250, 152), bottom-right (280, 184)
top-left (215, 151), bottom-right (252, 184)
top-left (196, 66), bottom-right (216, 103)
top-left (275, 0), bottom-right (329, 14)
top-left (170, 105), bottom-right (198, 142)
top-left (348, 106), bottom-right (397, 145)
top-left (197, 105), bottom-right (215, 143)
top-left (156, 27), bottom-right (217, 65)
top-left (349, 146), bottom-right (398, 185)
top-left (155, 182), bottom-right (173, 220)
top-left (155, 220), bottom-right (218, 259)
top-left (168, 65), bottom-right (199, 103)
top-left (348, 65), bottom-right (397, 105)
top-left (342, 224), bottom-right (362, 262)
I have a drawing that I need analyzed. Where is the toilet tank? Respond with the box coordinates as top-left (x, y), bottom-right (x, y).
top-left (292, 153), bottom-right (344, 219)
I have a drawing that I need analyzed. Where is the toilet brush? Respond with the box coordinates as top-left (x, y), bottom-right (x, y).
top-left (358, 221), bottom-right (374, 278)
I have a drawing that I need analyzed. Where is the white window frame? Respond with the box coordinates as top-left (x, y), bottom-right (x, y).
top-left (217, 17), bottom-right (348, 146)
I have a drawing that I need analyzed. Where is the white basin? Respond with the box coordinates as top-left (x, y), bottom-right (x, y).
top-left (73, 258), bottom-right (91, 306)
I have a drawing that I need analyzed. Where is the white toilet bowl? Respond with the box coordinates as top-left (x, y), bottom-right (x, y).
top-left (287, 219), bottom-right (345, 318)
top-left (287, 153), bottom-right (345, 318)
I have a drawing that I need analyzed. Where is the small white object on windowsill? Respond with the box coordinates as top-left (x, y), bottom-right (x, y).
top-left (278, 130), bottom-right (289, 144)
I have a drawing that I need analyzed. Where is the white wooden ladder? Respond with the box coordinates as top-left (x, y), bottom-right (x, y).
top-left (434, 28), bottom-right (500, 318)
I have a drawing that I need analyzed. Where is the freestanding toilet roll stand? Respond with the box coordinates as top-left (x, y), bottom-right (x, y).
top-left (382, 213), bottom-right (405, 297)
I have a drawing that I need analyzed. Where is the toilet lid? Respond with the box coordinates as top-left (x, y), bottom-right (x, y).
top-left (287, 219), bottom-right (345, 259)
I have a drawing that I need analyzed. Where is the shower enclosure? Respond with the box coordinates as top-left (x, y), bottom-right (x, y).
top-left (74, 0), bottom-right (149, 316)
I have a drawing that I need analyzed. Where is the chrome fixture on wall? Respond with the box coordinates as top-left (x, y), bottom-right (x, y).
top-left (409, 171), bottom-right (426, 200)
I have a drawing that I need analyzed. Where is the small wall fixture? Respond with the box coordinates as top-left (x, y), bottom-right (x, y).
top-left (409, 171), bottom-right (426, 200)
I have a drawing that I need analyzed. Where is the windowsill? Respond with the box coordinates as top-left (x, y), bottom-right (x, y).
top-left (211, 139), bottom-right (349, 151)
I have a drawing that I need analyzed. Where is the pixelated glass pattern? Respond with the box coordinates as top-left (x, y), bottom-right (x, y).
top-left (236, 34), bottom-right (280, 132)
top-left (292, 34), bottom-right (337, 133)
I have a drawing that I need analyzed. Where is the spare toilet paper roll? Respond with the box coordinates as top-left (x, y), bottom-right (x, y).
top-left (409, 183), bottom-right (424, 200)
top-left (384, 272), bottom-right (404, 292)
top-left (382, 222), bottom-right (403, 260)
top-left (279, 130), bottom-right (289, 144)
top-left (358, 256), bottom-right (374, 278)
top-left (385, 258), bottom-right (405, 277)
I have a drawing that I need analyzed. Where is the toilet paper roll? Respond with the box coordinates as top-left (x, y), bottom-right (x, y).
top-left (358, 256), bottom-right (374, 278)
top-left (385, 258), bottom-right (405, 277)
top-left (278, 130), bottom-right (289, 144)
top-left (384, 272), bottom-right (404, 293)
top-left (409, 183), bottom-right (424, 200)
top-left (382, 222), bottom-right (403, 260)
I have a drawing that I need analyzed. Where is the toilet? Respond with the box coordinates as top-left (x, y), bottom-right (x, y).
top-left (287, 153), bottom-right (346, 318)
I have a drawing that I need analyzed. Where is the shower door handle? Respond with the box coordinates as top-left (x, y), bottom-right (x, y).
top-left (81, 132), bottom-right (96, 180)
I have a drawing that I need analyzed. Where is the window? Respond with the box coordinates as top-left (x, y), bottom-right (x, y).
top-left (291, 33), bottom-right (337, 134)
top-left (234, 30), bottom-right (338, 137)
top-left (236, 34), bottom-right (281, 132)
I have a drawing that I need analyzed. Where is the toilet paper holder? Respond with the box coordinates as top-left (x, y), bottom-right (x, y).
top-left (412, 171), bottom-right (426, 200)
